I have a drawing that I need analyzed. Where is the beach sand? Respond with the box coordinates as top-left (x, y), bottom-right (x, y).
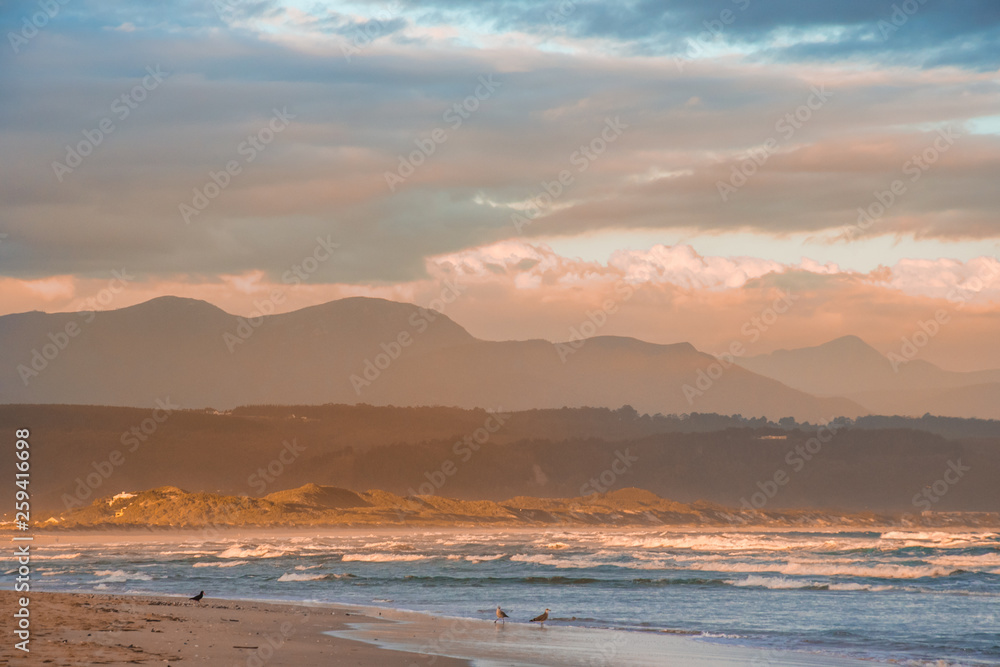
top-left (1, 591), bottom-right (881, 666)
top-left (0, 591), bottom-right (470, 666)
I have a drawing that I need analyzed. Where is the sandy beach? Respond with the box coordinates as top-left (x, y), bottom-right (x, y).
top-left (0, 591), bottom-right (470, 666)
top-left (1, 590), bottom-right (883, 666)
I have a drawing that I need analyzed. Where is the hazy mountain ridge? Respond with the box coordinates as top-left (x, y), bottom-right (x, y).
top-left (31, 484), bottom-right (1000, 530)
top-left (3, 296), bottom-right (997, 418)
top-left (1, 296), bottom-right (864, 421)
top-left (737, 335), bottom-right (1000, 418)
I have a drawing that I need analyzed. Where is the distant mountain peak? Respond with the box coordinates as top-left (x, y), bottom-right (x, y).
top-left (579, 335), bottom-right (698, 355)
top-left (819, 335), bottom-right (879, 352)
top-left (116, 295), bottom-right (231, 316)
top-left (754, 335), bottom-right (884, 363)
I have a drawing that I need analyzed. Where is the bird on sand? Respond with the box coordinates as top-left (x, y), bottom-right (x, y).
top-left (189, 591), bottom-right (204, 602)
top-left (530, 609), bottom-right (550, 626)
top-left (495, 606), bottom-right (509, 624)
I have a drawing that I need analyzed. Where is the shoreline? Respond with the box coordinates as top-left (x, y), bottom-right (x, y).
top-left (2, 590), bottom-right (883, 666)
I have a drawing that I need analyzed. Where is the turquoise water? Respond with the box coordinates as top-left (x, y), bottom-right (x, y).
top-left (28, 529), bottom-right (1000, 665)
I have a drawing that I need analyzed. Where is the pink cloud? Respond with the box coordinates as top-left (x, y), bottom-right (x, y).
top-left (2, 241), bottom-right (997, 372)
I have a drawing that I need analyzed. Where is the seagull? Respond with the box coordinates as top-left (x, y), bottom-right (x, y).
top-left (530, 609), bottom-right (550, 626)
top-left (189, 591), bottom-right (204, 602)
top-left (495, 605), bottom-right (509, 624)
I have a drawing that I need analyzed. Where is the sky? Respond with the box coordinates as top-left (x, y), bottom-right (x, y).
top-left (2, 0), bottom-right (999, 370)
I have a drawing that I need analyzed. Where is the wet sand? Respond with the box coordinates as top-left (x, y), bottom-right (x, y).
top-left (1, 590), bottom-right (881, 666)
top-left (331, 604), bottom-right (881, 667)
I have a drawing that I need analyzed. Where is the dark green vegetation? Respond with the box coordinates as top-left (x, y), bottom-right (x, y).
top-left (3, 404), bottom-right (998, 515)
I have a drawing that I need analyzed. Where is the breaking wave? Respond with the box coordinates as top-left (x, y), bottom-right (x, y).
top-left (277, 572), bottom-right (330, 582)
top-left (342, 553), bottom-right (430, 563)
top-left (193, 560), bottom-right (248, 568)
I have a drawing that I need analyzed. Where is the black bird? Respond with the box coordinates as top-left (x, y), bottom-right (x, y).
top-left (530, 609), bottom-right (550, 626)
top-left (190, 591), bottom-right (204, 602)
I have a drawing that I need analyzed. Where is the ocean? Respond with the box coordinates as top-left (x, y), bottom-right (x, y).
top-left (28, 528), bottom-right (1000, 665)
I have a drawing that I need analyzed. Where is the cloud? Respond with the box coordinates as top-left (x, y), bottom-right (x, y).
top-left (1, 0), bottom-right (998, 378)
top-left (3, 240), bottom-right (997, 370)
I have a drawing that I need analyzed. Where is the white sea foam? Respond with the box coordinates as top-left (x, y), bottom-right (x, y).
top-left (926, 553), bottom-right (1000, 570)
top-left (342, 553), bottom-right (429, 562)
top-left (879, 531), bottom-right (998, 547)
top-left (595, 532), bottom-right (880, 554)
top-left (218, 544), bottom-right (290, 559)
top-left (726, 576), bottom-right (902, 592)
top-left (42, 553), bottom-right (82, 560)
top-left (728, 575), bottom-right (819, 589)
top-left (827, 582), bottom-right (896, 592)
top-left (278, 572), bottom-right (328, 582)
top-left (684, 559), bottom-right (956, 579)
top-left (93, 569), bottom-right (153, 583)
top-left (465, 554), bottom-right (505, 562)
top-left (511, 553), bottom-right (653, 570)
top-left (193, 560), bottom-right (248, 568)
top-left (360, 541), bottom-right (416, 551)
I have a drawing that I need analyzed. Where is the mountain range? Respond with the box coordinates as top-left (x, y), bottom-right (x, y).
top-left (737, 335), bottom-right (1000, 419)
top-left (1, 296), bottom-right (997, 420)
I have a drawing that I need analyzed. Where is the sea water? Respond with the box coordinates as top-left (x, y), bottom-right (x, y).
top-left (27, 528), bottom-right (1000, 665)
